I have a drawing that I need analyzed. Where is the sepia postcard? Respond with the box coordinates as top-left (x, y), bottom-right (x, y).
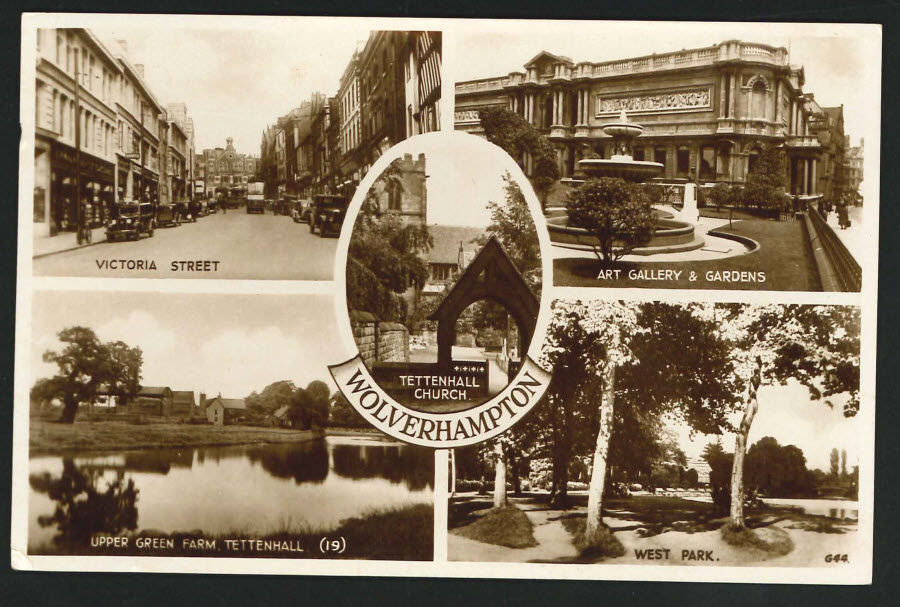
top-left (13, 14), bottom-right (879, 584)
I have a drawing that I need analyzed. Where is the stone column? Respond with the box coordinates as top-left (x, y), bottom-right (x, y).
top-left (719, 72), bottom-right (728, 118)
top-left (775, 80), bottom-right (783, 125)
top-left (811, 158), bottom-right (818, 195)
top-left (802, 159), bottom-right (809, 195)
top-left (728, 72), bottom-right (737, 118)
top-left (577, 90), bottom-right (583, 125)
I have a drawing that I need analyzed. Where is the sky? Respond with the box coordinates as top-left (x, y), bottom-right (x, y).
top-left (409, 137), bottom-right (514, 228)
top-left (31, 291), bottom-right (344, 401)
top-left (668, 381), bottom-right (859, 472)
top-left (454, 22), bottom-right (878, 147)
top-left (91, 25), bottom-right (369, 154)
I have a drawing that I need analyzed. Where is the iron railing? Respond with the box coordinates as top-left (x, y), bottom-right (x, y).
top-left (803, 201), bottom-right (862, 292)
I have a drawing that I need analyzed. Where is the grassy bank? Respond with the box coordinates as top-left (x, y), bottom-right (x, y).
top-left (29, 503), bottom-right (434, 561)
top-left (452, 505), bottom-right (538, 548)
top-left (30, 418), bottom-right (322, 454)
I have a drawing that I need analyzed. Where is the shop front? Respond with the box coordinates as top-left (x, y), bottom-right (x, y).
top-left (46, 141), bottom-right (115, 233)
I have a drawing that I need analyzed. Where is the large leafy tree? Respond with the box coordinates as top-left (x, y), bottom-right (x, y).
top-left (40, 327), bottom-right (143, 424)
top-left (567, 177), bottom-right (656, 263)
top-left (245, 380), bottom-right (297, 413)
top-left (742, 145), bottom-right (789, 210)
top-left (540, 301), bottom-right (742, 548)
top-left (479, 107), bottom-right (560, 212)
top-left (717, 304), bottom-right (860, 528)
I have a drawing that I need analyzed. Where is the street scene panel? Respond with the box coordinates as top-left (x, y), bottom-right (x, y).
top-left (448, 300), bottom-right (862, 567)
top-left (345, 137), bottom-right (543, 414)
top-left (27, 291), bottom-right (434, 560)
top-left (32, 25), bottom-right (442, 280)
top-left (455, 28), bottom-right (873, 292)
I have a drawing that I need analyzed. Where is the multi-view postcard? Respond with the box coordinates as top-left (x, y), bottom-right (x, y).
top-left (13, 14), bottom-right (879, 585)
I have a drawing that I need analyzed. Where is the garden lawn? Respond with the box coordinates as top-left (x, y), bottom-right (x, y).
top-left (553, 218), bottom-right (822, 291)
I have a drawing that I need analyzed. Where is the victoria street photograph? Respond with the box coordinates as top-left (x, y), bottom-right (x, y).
top-left (454, 23), bottom-right (877, 292)
top-left (346, 137), bottom-right (543, 414)
top-left (27, 291), bottom-right (434, 560)
top-left (447, 300), bottom-right (862, 566)
top-left (30, 19), bottom-right (441, 279)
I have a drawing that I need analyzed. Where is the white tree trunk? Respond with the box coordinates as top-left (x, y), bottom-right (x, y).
top-left (493, 442), bottom-right (507, 508)
top-left (730, 355), bottom-right (763, 527)
top-left (584, 362), bottom-right (615, 545)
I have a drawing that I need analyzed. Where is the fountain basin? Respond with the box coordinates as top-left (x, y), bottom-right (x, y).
top-left (547, 213), bottom-right (705, 256)
top-left (577, 159), bottom-right (665, 182)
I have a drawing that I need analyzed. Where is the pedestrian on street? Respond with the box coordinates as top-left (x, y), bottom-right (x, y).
top-left (837, 199), bottom-right (850, 230)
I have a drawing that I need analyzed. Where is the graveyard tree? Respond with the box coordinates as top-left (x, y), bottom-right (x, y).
top-left (720, 304), bottom-right (860, 529)
top-left (41, 327), bottom-right (143, 424)
top-left (566, 177), bottom-right (656, 263)
top-left (478, 106), bottom-right (560, 211)
top-left (542, 301), bottom-right (741, 549)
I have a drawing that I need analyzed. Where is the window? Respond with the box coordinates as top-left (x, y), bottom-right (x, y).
top-left (654, 147), bottom-right (667, 169)
top-left (700, 146), bottom-right (716, 180)
top-left (751, 80), bottom-right (767, 120)
top-left (676, 146), bottom-right (690, 177)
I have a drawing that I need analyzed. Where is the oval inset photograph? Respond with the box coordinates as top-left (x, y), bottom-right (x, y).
top-left (343, 134), bottom-right (547, 416)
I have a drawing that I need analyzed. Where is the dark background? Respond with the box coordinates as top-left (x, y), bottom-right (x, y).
top-left (1, 1), bottom-right (898, 605)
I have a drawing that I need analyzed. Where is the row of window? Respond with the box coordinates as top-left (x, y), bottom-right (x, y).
top-left (37, 82), bottom-right (116, 158)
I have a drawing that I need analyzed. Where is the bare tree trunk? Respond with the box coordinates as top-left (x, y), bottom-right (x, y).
top-left (494, 442), bottom-right (507, 508)
top-left (584, 362), bottom-right (615, 546)
top-left (729, 355), bottom-right (763, 528)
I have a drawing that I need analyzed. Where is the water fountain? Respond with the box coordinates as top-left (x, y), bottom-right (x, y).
top-left (548, 110), bottom-right (705, 255)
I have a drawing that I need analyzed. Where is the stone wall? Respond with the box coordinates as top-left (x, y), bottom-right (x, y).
top-left (350, 310), bottom-right (410, 367)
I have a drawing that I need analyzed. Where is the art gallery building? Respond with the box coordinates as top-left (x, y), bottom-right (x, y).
top-left (455, 40), bottom-right (842, 197)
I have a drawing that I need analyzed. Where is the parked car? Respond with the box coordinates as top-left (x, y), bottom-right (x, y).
top-left (157, 202), bottom-right (181, 227)
top-left (292, 199), bottom-right (313, 223)
top-left (309, 195), bottom-right (349, 237)
top-left (187, 199), bottom-right (205, 220)
top-left (174, 200), bottom-right (199, 223)
top-left (106, 202), bottom-right (155, 241)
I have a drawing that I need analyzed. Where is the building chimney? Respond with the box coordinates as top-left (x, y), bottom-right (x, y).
top-left (135, 64), bottom-right (145, 79)
top-left (199, 392), bottom-right (206, 415)
top-left (116, 39), bottom-right (128, 56)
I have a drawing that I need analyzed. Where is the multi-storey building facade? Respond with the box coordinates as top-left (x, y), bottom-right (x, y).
top-left (114, 46), bottom-right (166, 209)
top-left (336, 52), bottom-right (363, 193)
top-left (845, 137), bottom-right (864, 199)
top-left (357, 31), bottom-right (408, 171)
top-left (456, 40), bottom-right (841, 197)
top-left (201, 137), bottom-right (258, 195)
top-left (166, 102), bottom-right (197, 198)
top-left (405, 32), bottom-right (442, 137)
top-left (34, 28), bottom-right (121, 235)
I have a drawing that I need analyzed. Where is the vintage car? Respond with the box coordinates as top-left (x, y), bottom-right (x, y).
top-left (157, 203), bottom-right (182, 227)
top-left (291, 199), bottom-right (313, 223)
top-left (106, 202), bottom-right (155, 241)
top-left (309, 195), bottom-right (349, 237)
top-left (187, 199), bottom-right (205, 220)
top-left (174, 200), bottom-right (198, 223)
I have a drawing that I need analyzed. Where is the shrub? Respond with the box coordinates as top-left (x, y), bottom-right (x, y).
top-left (706, 182), bottom-right (736, 210)
top-left (567, 177), bottom-right (656, 263)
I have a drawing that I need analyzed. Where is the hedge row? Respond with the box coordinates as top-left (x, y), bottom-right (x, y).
top-left (346, 257), bottom-right (408, 323)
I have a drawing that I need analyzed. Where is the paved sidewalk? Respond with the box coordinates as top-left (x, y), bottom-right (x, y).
top-left (33, 226), bottom-right (107, 258)
top-left (824, 205), bottom-right (865, 264)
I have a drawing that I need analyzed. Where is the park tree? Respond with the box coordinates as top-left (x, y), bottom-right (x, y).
top-left (478, 107), bottom-right (560, 212)
top-left (841, 449), bottom-right (848, 477)
top-left (719, 304), bottom-right (860, 529)
top-left (830, 447), bottom-right (841, 478)
top-left (566, 177), bottom-right (656, 263)
top-left (745, 437), bottom-right (816, 498)
top-left (40, 327), bottom-right (144, 424)
top-left (541, 301), bottom-right (741, 550)
top-left (329, 392), bottom-right (368, 427)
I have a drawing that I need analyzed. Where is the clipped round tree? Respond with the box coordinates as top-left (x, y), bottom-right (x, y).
top-left (567, 177), bottom-right (656, 263)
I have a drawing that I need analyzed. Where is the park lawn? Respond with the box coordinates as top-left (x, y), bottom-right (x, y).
top-left (29, 417), bottom-right (320, 454)
top-left (30, 503), bottom-right (434, 561)
top-left (553, 218), bottom-right (822, 291)
top-left (452, 504), bottom-right (538, 548)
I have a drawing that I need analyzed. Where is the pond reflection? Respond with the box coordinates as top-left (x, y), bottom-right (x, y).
top-left (29, 435), bottom-right (434, 552)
